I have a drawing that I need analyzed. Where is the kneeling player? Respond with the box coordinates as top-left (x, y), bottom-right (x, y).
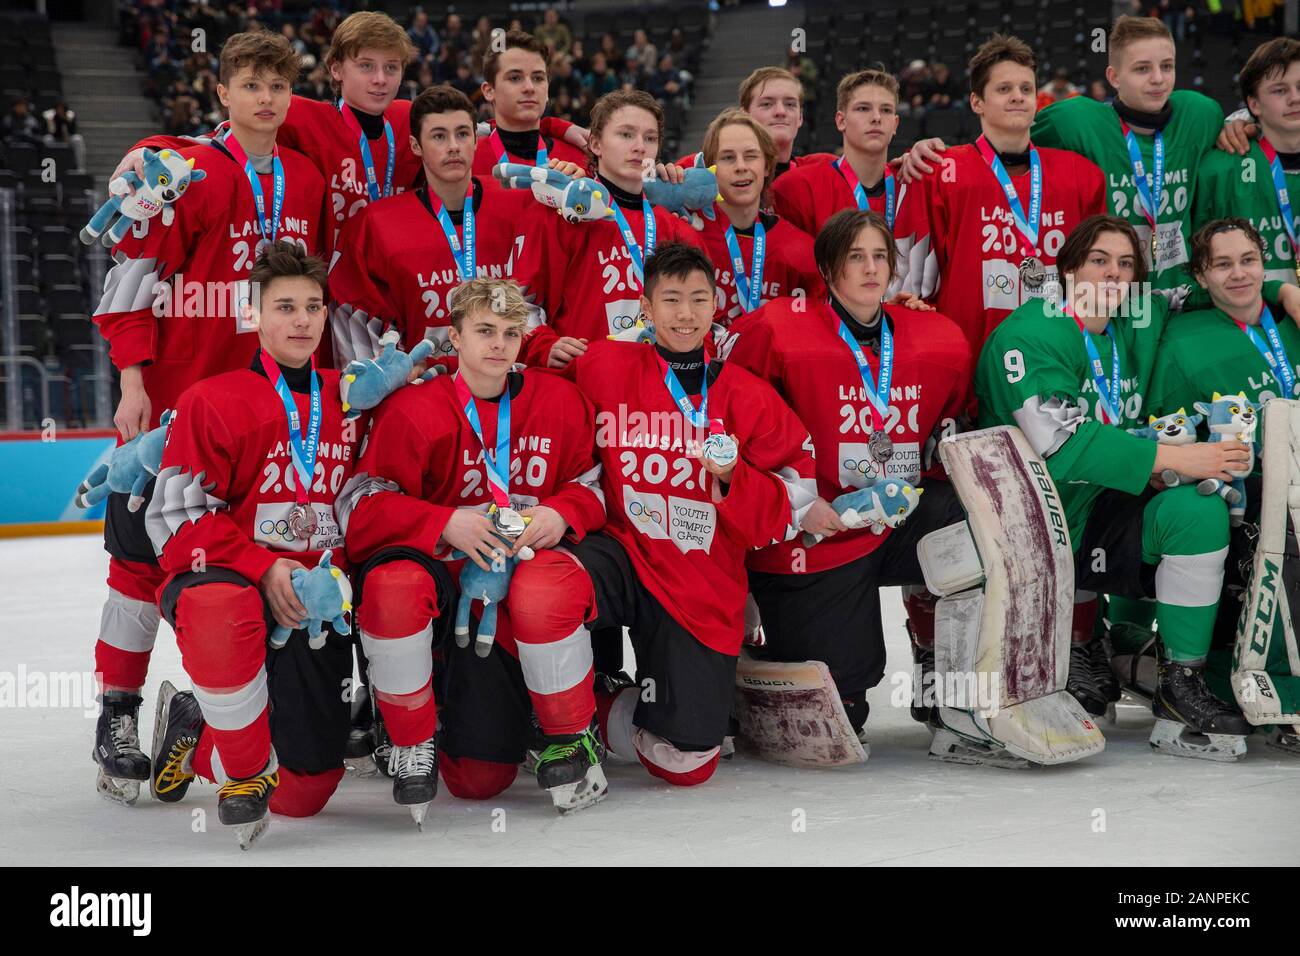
top-left (338, 278), bottom-right (606, 819)
top-left (145, 243), bottom-right (362, 846)
top-left (725, 209), bottom-right (971, 746)
top-left (977, 216), bottom-right (1255, 760)
top-left (507, 242), bottom-right (817, 795)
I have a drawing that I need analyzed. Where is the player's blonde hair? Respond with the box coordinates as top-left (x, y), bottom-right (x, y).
top-left (701, 109), bottom-right (777, 189)
top-left (1107, 15), bottom-right (1174, 68)
top-left (836, 69), bottom-right (900, 112)
top-left (449, 278), bottom-right (530, 331)
top-left (324, 11), bottom-right (415, 94)
top-left (738, 66), bottom-right (803, 110)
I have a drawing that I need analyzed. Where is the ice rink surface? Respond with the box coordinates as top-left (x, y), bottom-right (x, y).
top-left (4, 534), bottom-right (1299, 866)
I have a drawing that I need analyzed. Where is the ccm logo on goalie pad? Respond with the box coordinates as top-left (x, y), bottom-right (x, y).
top-left (622, 487), bottom-right (717, 554)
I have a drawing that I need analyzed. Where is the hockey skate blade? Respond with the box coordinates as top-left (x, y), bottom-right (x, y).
top-left (344, 754), bottom-right (380, 778)
top-left (1265, 727), bottom-right (1300, 755)
top-left (409, 803), bottom-right (431, 830)
top-left (149, 680), bottom-right (178, 801)
top-left (96, 769), bottom-right (142, 806)
top-left (234, 817), bottom-right (269, 850)
top-left (1148, 718), bottom-right (1248, 762)
top-left (928, 727), bottom-right (1032, 770)
top-left (548, 764), bottom-right (609, 815)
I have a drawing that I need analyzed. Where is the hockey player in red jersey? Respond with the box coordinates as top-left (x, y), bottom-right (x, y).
top-left (145, 243), bottom-right (363, 847)
top-left (725, 209), bottom-right (971, 744)
top-left (472, 29), bottom-right (590, 178)
top-left (118, 12), bottom-right (422, 256)
top-left (694, 109), bottom-right (821, 329)
top-left (328, 85), bottom-right (548, 367)
top-left (507, 242), bottom-right (818, 795)
top-left (677, 66), bottom-right (836, 177)
top-left (893, 35), bottom-right (1107, 351)
top-left (518, 89), bottom-right (707, 370)
top-left (337, 278), bottom-right (606, 819)
top-left (89, 30), bottom-right (327, 806)
top-left (772, 70), bottom-right (907, 244)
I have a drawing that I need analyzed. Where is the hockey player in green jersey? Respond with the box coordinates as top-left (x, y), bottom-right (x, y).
top-left (1148, 219), bottom-right (1300, 741)
top-left (1193, 38), bottom-right (1300, 288)
top-left (977, 215), bottom-right (1255, 760)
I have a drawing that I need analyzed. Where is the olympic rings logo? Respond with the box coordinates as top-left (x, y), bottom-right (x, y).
top-left (987, 274), bottom-right (1014, 293)
top-left (433, 338), bottom-right (456, 355)
top-left (629, 501), bottom-right (663, 524)
top-left (610, 313), bottom-right (639, 331)
top-left (842, 458), bottom-right (878, 477)
top-left (258, 518), bottom-right (295, 541)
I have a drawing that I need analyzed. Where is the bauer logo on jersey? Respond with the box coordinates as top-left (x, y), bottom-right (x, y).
top-left (254, 501), bottom-right (342, 553)
top-left (606, 299), bottom-right (644, 336)
top-left (839, 440), bottom-right (920, 488)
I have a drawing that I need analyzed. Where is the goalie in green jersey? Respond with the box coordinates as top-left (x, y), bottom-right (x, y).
top-left (976, 215), bottom-right (1256, 761)
top-left (1149, 218), bottom-right (1300, 753)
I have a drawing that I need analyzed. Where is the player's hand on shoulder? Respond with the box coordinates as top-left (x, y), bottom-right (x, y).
top-left (261, 558), bottom-right (308, 630)
top-left (889, 292), bottom-right (934, 312)
top-left (896, 137), bottom-right (947, 184)
top-left (1216, 119), bottom-right (1257, 156)
top-left (548, 336), bottom-right (589, 369)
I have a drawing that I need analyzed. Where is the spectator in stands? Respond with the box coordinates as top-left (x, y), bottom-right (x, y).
top-left (535, 7), bottom-right (572, 57)
top-left (1036, 67), bottom-right (1079, 112)
top-left (1087, 78), bottom-right (1109, 103)
top-left (626, 29), bottom-right (657, 76)
top-left (598, 32), bottom-right (625, 74)
top-left (898, 59), bottom-right (930, 116)
top-left (621, 52), bottom-right (647, 91)
top-left (551, 54), bottom-right (584, 102)
top-left (281, 22), bottom-right (308, 56)
top-left (408, 7), bottom-right (440, 64)
top-left (787, 46), bottom-right (818, 110)
top-left (584, 51), bottom-right (618, 97)
top-left (667, 27), bottom-right (688, 63)
top-left (925, 62), bottom-right (960, 110)
top-left (552, 86), bottom-right (578, 124)
top-left (296, 62), bottom-right (333, 100)
top-left (3, 96), bottom-right (43, 147)
top-left (649, 53), bottom-right (688, 109)
top-left (571, 38), bottom-right (589, 75)
top-left (442, 13), bottom-right (471, 58)
top-left (451, 59), bottom-right (479, 100)
top-left (470, 15), bottom-right (495, 62)
top-left (42, 101), bottom-right (85, 170)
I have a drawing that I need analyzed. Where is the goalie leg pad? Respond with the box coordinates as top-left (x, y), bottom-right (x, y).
top-left (733, 656), bottom-right (867, 768)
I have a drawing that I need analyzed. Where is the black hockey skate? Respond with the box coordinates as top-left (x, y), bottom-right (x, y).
top-left (1107, 630), bottom-right (1158, 708)
top-left (1065, 642), bottom-right (1109, 717)
top-left (150, 680), bottom-right (203, 803)
top-left (373, 720), bottom-right (394, 778)
top-left (93, 691), bottom-right (151, 806)
top-left (535, 722), bottom-right (608, 814)
top-left (1266, 725), bottom-right (1300, 756)
top-left (1150, 659), bottom-right (1250, 762)
top-left (1088, 633), bottom-right (1121, 706)
top-left (388, 736), bottom-right (438, 829)
top-left (343, 684), bottom-right (382, 777)
top-left (907, 622), bottom-right (936, 724)
top-left (218, 757), bottom-right (280, 850)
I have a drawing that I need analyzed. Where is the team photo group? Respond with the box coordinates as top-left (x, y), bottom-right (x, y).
top-left (79, 4), bottom-right (1300, 851)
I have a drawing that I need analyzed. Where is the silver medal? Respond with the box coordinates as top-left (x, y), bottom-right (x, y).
top-left (288, 502), bottom-right (318, 539)
top-left (868, 430), bottom-right (894, 465)
top-left (1019, 255), bottom-right (1047, 292)
top-left (701, 432), bottom-right (738, 467)
top-left (491, 506), bottom-right (528, 539)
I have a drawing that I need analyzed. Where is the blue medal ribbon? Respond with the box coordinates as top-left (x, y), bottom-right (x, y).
top-left (1120, 120), bottom-right (1163, 245)
top-left (724, 220), bottom-right (766, 313)
top-left (834, 158), bottom-right (895, 228)
top-left (1259, 138), bottom-right (1299, 270)
top-left (659, 355), bottom-right (710, 430)
top-left (835, 311), bottom-right (893, 430)
top-left (610, 196), bottom-right (656, 284)
top-left (455, 374), bottom-right (512, 507)
top-left (430, 186), bottom-right (476, 282)
top-left (975, 135), bottom-right (1041, 252)
top-left (218, 130), bottom-right (284, 244)
top-left (338, 99), bottom-right (395, 202)
top-left (1065, 304), bottom-right (1122, 425)
top-left (1235, 305), bottom-right (1297, 398)
top-left (258, 350), bottom-right (321, 504)
top-left (491, 129), bottom-right (548, 166)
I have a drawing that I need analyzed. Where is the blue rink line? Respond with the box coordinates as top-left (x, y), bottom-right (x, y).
top-left (0, 434), bottom-right (115, 524)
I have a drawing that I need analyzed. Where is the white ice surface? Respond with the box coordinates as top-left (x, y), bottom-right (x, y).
top-left (4, 533), bottom-right (1299, 866)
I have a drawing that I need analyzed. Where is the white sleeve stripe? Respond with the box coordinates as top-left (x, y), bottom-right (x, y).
top-left (1012, 395), bottom-right (1085, 460)
top-left (145, 466), bottom-right (227, 555)
top-left (95, 256), bottom-right (161, 317)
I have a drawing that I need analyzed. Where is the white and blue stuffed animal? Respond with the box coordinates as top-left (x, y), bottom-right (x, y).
top-left (76, 409), bottom-right (174, 512)
top-left (802, 478), bottom-right (923, 546)
top-left (451, 505), bottom-right (535, 658)
top-left (340, 330), bottom-right (438, 420)
top-left (80, 148), bottom-right (205, 247)
top-left (268, 549), bottom-right (352, 650)
top-left (493, 162), bottom-right (616, 223)
top-left (1128, 408), bottom-right (1204, 489)
top-left (643, 165), bottom-right (719, 229)
top-left (607, 319), bottom-right (655, 344)
top-left (1193, 391), bottom-right (1260, 525)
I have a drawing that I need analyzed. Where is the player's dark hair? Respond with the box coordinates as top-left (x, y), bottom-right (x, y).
top-left (836, 69), bottom-right (900, 112)
top-left (969, 33), bottom-right (1037, 98)
top-left (1189, 218), bottom-right (1267, 278)
top-left (482, 29), bottom-right (551, 85)
top-left (410, 84), bottom-right (477, 140)
top-left (1055, 215), bottom-right (1150, 285)
top-left (250, 240), bottom-right (328, 297)
top-left (219, 27), bottom-right (302, 86)
top-left (642, 241), bottom-right (716, 299)
top-left (815, 209), bottom-right (897, 286)
top-left (1240, 37), bottom-right (1300, 110)
top-left (587, 88), bottom-right (664, 169)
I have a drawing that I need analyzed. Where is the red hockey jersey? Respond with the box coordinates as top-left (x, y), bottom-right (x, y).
top-left (575, 340), bottom-right (817, 655)
top-left (771, 158), bottom-right (908, 240)
top-left (521, 195), bottom-right (707, 366)
top-left (471, 116), bottom-right (589, 179)
top-left (92, 142), bottom-right (326, 430)
top-left (327, 180), bottom-right (550, 367)
top-left (725, 298), bottom-right (970, 575)
top-left (340, 370), bottom-right (606, 564)
top-left (893, 142), bottom-right (1106, 351)
top-left (696, 205), bottom-right (822, 328)
top-left (147, 363), bottom-right (362, 588)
